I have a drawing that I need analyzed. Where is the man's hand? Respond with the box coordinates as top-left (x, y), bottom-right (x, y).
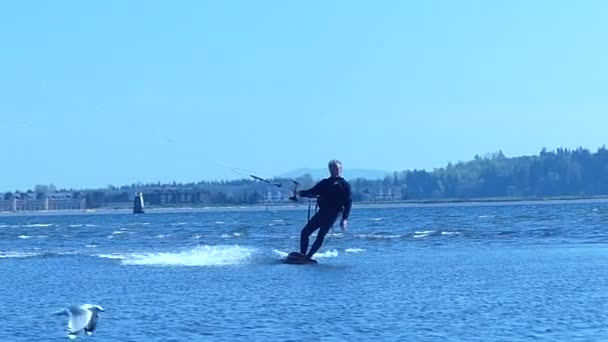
top-left (340, 219), bottom-right (348, 231)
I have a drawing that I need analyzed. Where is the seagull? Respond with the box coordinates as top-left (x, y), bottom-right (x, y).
top-left (55, 304), bottom-right (104, 339)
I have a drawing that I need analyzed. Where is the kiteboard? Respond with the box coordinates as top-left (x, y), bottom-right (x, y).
top-left (284, 252), bottom-right (318, 265)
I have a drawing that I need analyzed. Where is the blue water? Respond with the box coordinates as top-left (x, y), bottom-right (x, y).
top-left (1, 201), bottom-right (607, 341)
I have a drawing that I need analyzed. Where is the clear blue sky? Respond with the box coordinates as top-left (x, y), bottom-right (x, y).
top-left (1, 1), bottom-right (607, 192)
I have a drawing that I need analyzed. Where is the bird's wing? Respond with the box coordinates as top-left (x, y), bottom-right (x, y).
top-left (67, 306), bottom-right (92, 334)
top-left (85, 311), bottom-right (99, 333)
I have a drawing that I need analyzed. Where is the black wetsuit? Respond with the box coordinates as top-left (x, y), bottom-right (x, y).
top-left (298, 176), bottom-right (352, 259)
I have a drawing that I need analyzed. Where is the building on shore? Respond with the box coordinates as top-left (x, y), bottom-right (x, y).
top-left (0, 192), bottom-right (86, 212)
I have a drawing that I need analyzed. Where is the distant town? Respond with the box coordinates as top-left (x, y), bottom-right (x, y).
top-left (2, 146), bottom-right (608, 212)
top-left (0, 175), bottom-right (405, 212)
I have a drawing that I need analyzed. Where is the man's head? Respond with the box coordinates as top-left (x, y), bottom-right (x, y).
top-left (328, 159), bottom-right (343, 178)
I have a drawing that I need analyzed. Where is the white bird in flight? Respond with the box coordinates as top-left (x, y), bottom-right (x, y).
top-left (55, 304), bottom-right (104, 339)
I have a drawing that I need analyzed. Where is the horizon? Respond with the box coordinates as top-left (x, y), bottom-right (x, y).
top-left (2, 1), bottom-right (607, 192)
top-left (2, 145), bottom-right (605, 193)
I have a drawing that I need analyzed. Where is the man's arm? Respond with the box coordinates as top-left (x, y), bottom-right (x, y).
top-left (341, 181), bottom-right (352, 220)
top-left (299, 179), bottom-right (325, 198)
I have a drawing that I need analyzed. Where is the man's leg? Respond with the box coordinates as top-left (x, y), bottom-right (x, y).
top-left (305, 213), bottom-right (338, 259)
top-left (300, 214), bottom-right (322, 255)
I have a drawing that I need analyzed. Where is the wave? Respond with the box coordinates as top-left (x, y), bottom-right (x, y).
top-left (221, 232), bottom-right (245, 238)
top-left (315, 249), bottom-right (339, 258)
top-left (273, 249), bottom-right (289, 258)
top-left (268, 219), bottom-right (290, 227)
top-left (95, 253), bottom-right (125, 260)
top-left (355, 233), bottom-right (403, 239)
top-left (107, 230), bottom-right (128, 239)
top-left (345, 248), bottom-right (366, 253)
top-left (0, 251), bottom-right (41, 258)
top-left (18, 235), bottom-right (48, 239)
top-left (0, 251), bottom-right (78, 259)
top-left (22, 223), bottom-right (54, 228)
top-left (105, 245), bottom-right (256, 267)
top-left (221, 229), bottom-right (247, 238)
top-left (354, 230), bottom-right (463, 240)
top-left (413, 230), bottom-right (463, 239)
top-left (413, 230), bottom-right (435, 239)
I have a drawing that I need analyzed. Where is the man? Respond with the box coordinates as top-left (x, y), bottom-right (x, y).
top-left (297, 159), bottom-right (352, 260)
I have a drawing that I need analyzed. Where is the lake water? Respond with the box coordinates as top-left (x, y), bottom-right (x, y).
top-left (1, 201), bottom-right (607, 341)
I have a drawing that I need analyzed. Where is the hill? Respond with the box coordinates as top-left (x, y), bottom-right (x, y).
top-left (278, 168), bottom-right (390, 181)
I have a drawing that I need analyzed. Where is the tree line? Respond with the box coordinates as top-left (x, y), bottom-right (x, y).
top-left (384, 146), bottom-right (608, 199)
top-left (8, 146), bottom-right (608, 208)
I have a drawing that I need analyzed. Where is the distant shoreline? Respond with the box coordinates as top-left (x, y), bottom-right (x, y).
top-left (1, 195), bottom-right (608, 217)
